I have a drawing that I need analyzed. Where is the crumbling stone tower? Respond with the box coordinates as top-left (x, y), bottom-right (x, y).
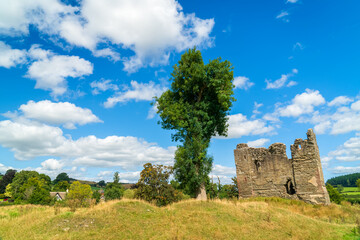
top-left (234, 129), bottom-right (330, 205)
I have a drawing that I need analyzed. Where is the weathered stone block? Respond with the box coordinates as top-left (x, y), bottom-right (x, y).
top-left (234, 129), bottom-right (330, 205)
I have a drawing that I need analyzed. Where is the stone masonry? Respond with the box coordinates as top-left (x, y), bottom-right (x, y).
top-left (234, 129), bottom-right (330, 205)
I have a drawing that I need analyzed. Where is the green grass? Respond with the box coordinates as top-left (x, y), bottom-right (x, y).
top-left (342, 187), bottom-right (360, 193)
top-left (90, 186), bottom-right (101, 191)
top-left (341, 187), bottom-right (360, 203)
top-left (0, 198), bottom-right (359, 239)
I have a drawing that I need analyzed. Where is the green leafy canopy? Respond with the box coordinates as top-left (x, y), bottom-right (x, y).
top-left (155, 48), bottom-right (235, 142)
top-left (155, 48), bottom-right (235, 196)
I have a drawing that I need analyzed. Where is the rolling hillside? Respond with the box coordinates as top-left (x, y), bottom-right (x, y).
top-left (0, 198), bottom-right (359, 240)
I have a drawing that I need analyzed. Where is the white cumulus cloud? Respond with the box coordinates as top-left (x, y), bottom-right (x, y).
top-left (210, 164), bottom-right (236, 184)
top-left (266, 69), bottom-right (298, 89)
top-left (233, 76), bottom-right (254, 90)
top-left (104, 80), bottom-right (167, 108)
top-left (0, 0), bottom-right (214, 72)
top-left (328, 96), bottom-right (353, 107)
top-left (18, 100), bottom-right (102, 129)
top-left (41, 158), bottom-right (64, 170)
top-left (247, 138), bottom-right (270, 148)
top-left (0, 41), bottom-right (27, 68)
top-left (0, 0), bottom-right (76, 36)
top-left (90, 79), bottom-right (119, 95)
top-left (331, 166), bottom-right (360, 174)
top-left (0, 119), bottom-right (175, 169)
top-left (26, 45), bottom-right (93, 96)
top-left (277, 89), bottom-right (325, 117)
top-left (301, 99), bottom-right (360, 135)
top-left (218, 114), bottom-right (274, 139)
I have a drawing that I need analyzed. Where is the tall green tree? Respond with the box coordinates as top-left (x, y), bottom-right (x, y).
top-left (155, 48), bottom-right (235, 199)
top-left (9, 170), bottom-right (49, 200)
top-left (53, 180), bottom-right (70, 192)
top-left (98, 180), bottom-right (106, 187)
top-left (0, 169), bottom-right (16, 194)
top-left (53, 172), bottom-right (70, 184)
top-left (20, 177), bottom-right (51, 205)
top-left (104, 172), bottom-right (124, 200)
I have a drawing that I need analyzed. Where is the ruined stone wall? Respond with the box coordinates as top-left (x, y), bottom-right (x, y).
top-left (234, 129), bottom-right (330, 205)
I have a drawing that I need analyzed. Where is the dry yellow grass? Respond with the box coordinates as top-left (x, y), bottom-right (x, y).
top-left (0, 198), bottom-right (359, 240)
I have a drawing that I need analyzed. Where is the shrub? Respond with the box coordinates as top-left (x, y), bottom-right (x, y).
top-left (104, 172), bottom-right (124, 201)
top-left (123, 189), bottom-right (135, 199)
top-left (326, 183), bottom-right (343, 204)
top-left (135, 163), bottom-right (181, 206)
top-left (67, 181), bottom-right (92, 207)
top-left (92, 190), bottom-right (101, 203)
top-left (177, 191), bottom-right (191, 200)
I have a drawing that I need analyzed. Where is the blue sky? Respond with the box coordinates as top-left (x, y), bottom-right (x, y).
top-left (0, 0), bottom-right (359, 183)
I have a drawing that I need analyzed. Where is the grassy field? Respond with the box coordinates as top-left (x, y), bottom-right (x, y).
top-left (341, 187), bottom-right (360, 202)
top-left (0, 198), bottom-right (359, 240)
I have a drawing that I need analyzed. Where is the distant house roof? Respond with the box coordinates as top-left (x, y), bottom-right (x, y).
top-left (50, 192), bottom-right (67, 200)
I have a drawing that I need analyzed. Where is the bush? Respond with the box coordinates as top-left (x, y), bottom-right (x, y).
top-left (67, 181), bottom-right (92, 207)
top-left (123, 189), bottom-right (135, 199)
top-left (92, 190), bottom-right (101, 203)
top-left (177, 191), bottom-right (191, 200)
top-left (135, 163), bottom-right (181, 206)
top-left (326, 183), bottom-right (343, 204)
top-left (104, 172), bottom-right (124, 201)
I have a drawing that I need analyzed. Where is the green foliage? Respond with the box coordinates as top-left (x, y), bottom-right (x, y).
top-left (0, 169), bottom-right (16, 194)
top-left (207, 176), bottom-right (239, 199)
top-left (67, 181), bottom-right (92, 207)
top-left (326, 184), bottom-right (343, 204)
top-left (104, 172), bottom-right (124, 201)
top-left (336, 185), bottom-right (344, 193)
top-left (357, 179), bottom-right (360, 190)
top-left (4, 184), bottom-right (12, 198)
top-left (9, 171), bottom-right (51, 202)
top-left (53, 180), bottom-right (70, 192)
top-left (18, 177), bottom-right (51, 204)
top-left (218, 177), bottom-right (239, 199)
top-left (39, 174), bottom-right (51, 186)
top-left (218, 184), bottom-right (239, 199)
top-left (155, 48), bottom-right (235, 197)
top-left (123, 189), bottom-right (135, 199)
top-left (53, 172), bottom-right (70, 185)
top-left (92, 190), bottom-right (101, 204)
top-left (206, 181), bottom-right (219, 199)
top-left (98, 180), bottom-right (106, 187)
top-left (135, 163), bottom-right (181, 206)
top-left (174, 139), bottom-right (213, 197)
top-left (326, 173), bottom-right (360, 187)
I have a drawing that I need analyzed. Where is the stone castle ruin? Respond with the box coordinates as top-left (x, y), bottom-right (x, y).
top-left (234, 129), bottom-right (330, 205)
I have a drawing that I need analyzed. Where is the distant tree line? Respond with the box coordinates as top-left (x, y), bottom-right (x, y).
top-left (326, 173), bottom-right (360, 187)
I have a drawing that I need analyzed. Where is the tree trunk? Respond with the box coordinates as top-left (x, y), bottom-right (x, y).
top-left (196, 182), bottom-right (207, 200)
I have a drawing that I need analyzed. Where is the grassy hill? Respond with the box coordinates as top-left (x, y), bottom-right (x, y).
top-left (326, 173), bottom-right (360, 187)
top-left (0, 198), bottom-right (359, 240)
top-left (340, 187), bottom-right (360, 204)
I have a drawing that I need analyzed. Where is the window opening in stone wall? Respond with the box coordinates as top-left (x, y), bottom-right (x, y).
top-left (254, 160), bottom-right (261, 172)
top-left (285, 178), bottom-right (296, 195)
